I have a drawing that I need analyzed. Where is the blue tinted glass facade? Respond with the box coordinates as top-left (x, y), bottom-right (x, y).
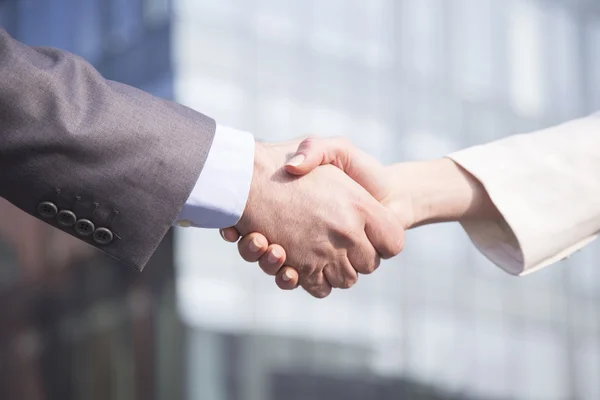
top-left (1, 0), bottom-right (173, 95)
top-left (0, 1), bottom-right (180, 399)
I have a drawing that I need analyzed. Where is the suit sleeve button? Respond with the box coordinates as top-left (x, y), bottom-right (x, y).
top-left (176, 219), bottom-right (192, 227)
top-left (74, 219), bottom-right (95, 237)
top-left (57, 210), bottom-right (77, 227)
top-left (93, 227), bottom-right (114, 245)
top-left (37, 201), bottom-right (58, 219)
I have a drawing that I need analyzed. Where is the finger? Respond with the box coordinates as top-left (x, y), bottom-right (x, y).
top-left (346, 233), bottom-right (381, 275)
top-left (299, 270), bottom-right (332, 299)
top-left (285, 137), bottom-right (388, 199)
top-left (220, 227), bottom-right (240, 242)
top-left (284, 136), bottom-right (350, 176)
top-left (237, 233), bottom-right (269, 263)
top-left (363, 201), bottom-right (405, 259)
top-left (275, 266), bottom-right (300, 290)
top-left (323, 258), bottom-right (358, 289)
top-left (258, 244), bottom-right (286, 275)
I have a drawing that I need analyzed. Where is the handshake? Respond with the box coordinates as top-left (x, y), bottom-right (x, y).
top-left (220, 137), bottom-right (500, 298)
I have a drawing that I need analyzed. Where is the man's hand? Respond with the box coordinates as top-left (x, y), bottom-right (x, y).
top-left (282, 137), bottom-right (419, 228)
top-left (223, 137), bottom-right (415, 293)
top-left (234, 140), bottom-right (404, 298)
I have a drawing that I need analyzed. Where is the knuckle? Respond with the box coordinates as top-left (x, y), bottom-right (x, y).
top-left (360, 261), bottom-right (378, 275)
top-left (300, 276), bottom-right (331, 299)
top-left (260, 262), bottom-right (279, 276)
top-left (347, 241), bottom-right (381, 275)
top-left (240, 252), bottom-right (258, 263)
top-left (354, 253), bottom-right (380, 275)
top-left (352, 199), bottom-right (370, 218)
top-left (332, 220), bottom-right (361, 244)
top-left (239, 249), bottom-right (255, 262)
top-left (385, 235), bottom-right (404, 258)
top-left (371, 257), bottom-right (382, 273)
top-left (298, 268), bottom-right (319, 287)
top-left (301, 136), bottom-right (318, 148)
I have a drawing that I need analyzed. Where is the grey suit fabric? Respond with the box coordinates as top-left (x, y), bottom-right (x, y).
top-left (0, 28), bottom-right (216, 271)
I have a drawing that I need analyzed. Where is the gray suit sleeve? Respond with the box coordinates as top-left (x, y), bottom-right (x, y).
top-left (0, 28), bottom-right (216, 271)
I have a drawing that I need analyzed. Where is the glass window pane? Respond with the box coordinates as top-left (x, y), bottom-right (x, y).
top-left (515, 327), bottom-right (569, 399)
top-left (309, 0), bottom-right (348, 58)
top-left (544, 3), bottom-right (581, 121)
top-left (17, 0), bottom-right (53, 45)
top-left (346, 0), bottom-right (393, 69)
top-left (144, 0), bottom-right (170, 25)
top-left (254, 0), bottom-right (297, 45)
top-left (451, 0), bottom-right (496, 100)
top-left (0, 2), bottom-right (11, 33)
top-left (463, 105), bottom-right (509, 144)
top-left (468, 316), bottom-right (513, 399)
top-left (306, 0), bottom-right (393, 68)
top-left (576, 337), bottom-right (600, 400)
top-left (507, 0), bottom-right (545, 117)
top-left (586, 19), bottom-right (600, 112)
top-left (568, 242), bottom-right (600, 299)
top-left (399, 0), bottom-right (445, 79)
top-left (75, 0), bottom-right (103, 62)
top-left (109, 0), bottom-right (143, 47)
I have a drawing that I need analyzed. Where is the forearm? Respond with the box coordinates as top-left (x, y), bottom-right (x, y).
top-left (385, 158), bottom-right (502, 229)
top-left (0, 28), bottom-right (215, 270)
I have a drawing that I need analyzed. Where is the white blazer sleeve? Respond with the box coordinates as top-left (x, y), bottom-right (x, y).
top-left (447, 113), bottom-right (600, 276)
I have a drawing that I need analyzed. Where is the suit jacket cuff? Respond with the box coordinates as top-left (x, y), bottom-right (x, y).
top-left (175, 125), bottom-right (255, 229)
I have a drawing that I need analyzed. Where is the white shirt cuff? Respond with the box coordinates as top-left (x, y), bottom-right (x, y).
top-left (175, 125), bottom-right (255, 229)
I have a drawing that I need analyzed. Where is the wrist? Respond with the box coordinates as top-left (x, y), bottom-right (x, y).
top-left (236, 142), bottom-right (268, 232)
top-left (385, 158), bottom-right (498, 228)
top-left (414, 158), bottom-right (481, 226)
top-left (236, 141), bottom-right (289, 233)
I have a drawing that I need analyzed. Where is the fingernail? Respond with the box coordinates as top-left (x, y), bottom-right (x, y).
top-left (282, 271), bottom-right (293, 282)
top-left (268, 249), bottom-right (281, 264)
top-left (286, 154), bottom-right (305, 167)
top-left (219, 230), bottom-right (226, 241)
top-left (249, 237), bottom-right (262, 252)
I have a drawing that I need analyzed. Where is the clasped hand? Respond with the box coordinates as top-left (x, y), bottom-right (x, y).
top-left (222, 137), bottom-right (413, 298)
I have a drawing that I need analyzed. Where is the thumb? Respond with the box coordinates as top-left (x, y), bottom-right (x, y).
top-left (284, 137), bottom-right (342, 176)
top-left (285, 137), bottom-right (389, 200)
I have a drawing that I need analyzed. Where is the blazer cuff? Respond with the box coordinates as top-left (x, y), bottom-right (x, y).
top-left (175, 125), bottom-right (255, 229)
top-left (446, 147), bottom-right (529, 275)
top-left (447, 136), bottom-right (598, 276)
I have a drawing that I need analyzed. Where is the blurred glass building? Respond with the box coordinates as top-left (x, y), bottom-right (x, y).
top-left (2, 0), bottom-right (600, 399)
top-left (173, 1), bottom-right (600, 400)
